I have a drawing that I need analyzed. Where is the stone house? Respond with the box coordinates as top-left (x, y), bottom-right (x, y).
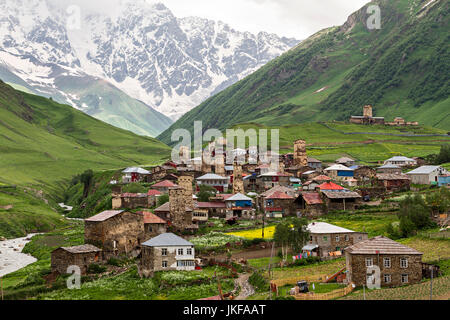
top-left (406, 166), bottom-right (449, 185)
top-left (225, 193), bottom-right (254, 218)
top-left (112, 193), bottom-right (149, 210)
top-left (196, 173), bottom-right (229, 192)
top-left (195, 201), bottom-right (227, 218)
top-left (336, 157), bottom-right (356, 167)
top-left (324, 164), bottom-right (354, 180)
top-left (152, 180), bottom-right (179, 194)
top-left (376, 174), bottom-right (411, 192)
top-left (322, 191), bottom-right (362, 212)
top-left (51, 244), bottom-right (102, 275)
top-left (257, 185), bottom-right (298, 211)
top-left (140, 233), bottom-right (196, 277)
top-left (84, 210), bottom-right (144, 257)
top-left (256, 171), bottom-right (292, 192)
top-left (139, 211), bottom-right (167, 241)
top-left (307, 157), bottom-right (322, 169)
top-left (303, 222), bottom-right (368, 258)
top-left (264, 191), bottom-right (295, 217)
top-left (295, 192), bottom-right (325, 218)
top-left (352, 166), bottom-right (377, 182)
top-left (377, 164), bottom-right (402, 175)
top-left (345, 236), bottom-right (423, 287)
top-left (154, 202), bottom-right (171, 221)
top-left (169, 187), bottom-right (197, 233)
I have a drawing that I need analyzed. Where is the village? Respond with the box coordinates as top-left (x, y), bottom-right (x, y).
top-left (45, 129), bottom-right (450, 300)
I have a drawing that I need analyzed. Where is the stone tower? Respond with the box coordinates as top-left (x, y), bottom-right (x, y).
top-left (169, 187), bottom-right (192, 230)
top-left (178, 146), bottom-right (190, 164)
top-left (363, 105), bottom-right (373, 118)
top-left (215, 154), bottom-right (225, 176)
top-left (293, 139), bottom-right (308, 167)
top-left (178, 175), bottom-right (194, 209)
top-left (233, 162), bottom-right (245, 194)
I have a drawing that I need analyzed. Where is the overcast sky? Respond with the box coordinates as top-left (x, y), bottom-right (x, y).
top-left (51, 0), bottom-right (370, 39)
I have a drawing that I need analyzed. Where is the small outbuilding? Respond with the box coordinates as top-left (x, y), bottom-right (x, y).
top-left (51, 244), bottom-right (102, 275)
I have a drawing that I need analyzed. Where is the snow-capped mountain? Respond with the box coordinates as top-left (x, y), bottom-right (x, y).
top-left (0, 0), bottom-right (299, 135)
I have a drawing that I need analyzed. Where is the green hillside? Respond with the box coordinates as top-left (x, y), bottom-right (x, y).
top-left (0, 81), bottom-right (172, 237)
top-left (159, 0), bottom-right (449, 144)
top-left (229, 122), bottom-right (450, 163)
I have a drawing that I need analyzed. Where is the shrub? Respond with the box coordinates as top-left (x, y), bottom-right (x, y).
top-left (249, 272), bottom-right (269, 293)
top-left (87, 264), bottom-right (107, 274)
top-left (290, 256), bottom-right (321, 267)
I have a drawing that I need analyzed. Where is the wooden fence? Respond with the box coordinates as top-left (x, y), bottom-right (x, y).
top-left (270, 275), bottom-right (325, 287)
top-left (293, 283), bottom-right (355, 300)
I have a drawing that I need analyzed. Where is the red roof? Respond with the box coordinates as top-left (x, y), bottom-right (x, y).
top-left (314, 175), bottom-right (332, 181)
top-left (153, 180), bottom-right (178, 188)
top-left (147, 189), bottom-right (162, 196)
top-left (139, 211), bottom-right (167, 224)
top-left (318, 182), bottom-right (344, 191)
top-left (196, 202), bottom-right (226, 209)
top-left (85, 210), bottom-right (124, 222)
top-left (302, 192), bottom-right (324, 205)
top-left (266, 191), bottom-right (294, 200)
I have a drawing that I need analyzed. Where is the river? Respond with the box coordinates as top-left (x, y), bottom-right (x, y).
top-left (0, 234), bottom-right (39, 277)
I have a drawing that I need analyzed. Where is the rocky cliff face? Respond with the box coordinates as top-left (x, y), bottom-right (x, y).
top-left (0, 0), bottom-right (299, 132)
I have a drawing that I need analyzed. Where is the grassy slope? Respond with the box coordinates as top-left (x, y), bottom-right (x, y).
top-left (227, 122), bottom-right (450, 163)
top-left (0, 81), bottom-right (171, 237)
top-left (159, 0), bottom-right (449, 144)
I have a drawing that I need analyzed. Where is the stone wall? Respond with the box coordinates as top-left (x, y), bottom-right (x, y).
top-left (51, 250), bottom-right (101, 275)
top-left (294, 139), bottom-right (308, 167)
top-left (347, 253), bottom-right (423, 287)
top-left (233, 163), bottom-right (245, 194)
top-left (178, 176), bottom-right (194, 209)
top-left (85, 211), bottom-right (144, 256)
top-left (169, 188), bottom-right (193, 231)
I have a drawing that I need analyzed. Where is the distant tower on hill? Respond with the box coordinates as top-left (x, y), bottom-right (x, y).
top-left (293, 139), bottom-right (308, 167)
top-left (363, 105), bottom-right (373, 118)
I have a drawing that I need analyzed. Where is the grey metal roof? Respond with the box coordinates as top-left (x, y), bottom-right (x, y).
top-left (378, 164), bottom-right (401, 169)
top-left (197, 173), bottom-right (228, 180)
top-left (302, 244), bottom-right (319, 251)
top-left (142, 233), bottom-right (193, 247)
top-left (407, 166), bottom-right (442, 175)
top-left (307, 222), bottom-right (356, 234)
top-left (122, 167), bottom-right (150, 174)
top-left (226, 193), bottom-right (253, 202)
top-left (385, 156), bottom-right (415, 162)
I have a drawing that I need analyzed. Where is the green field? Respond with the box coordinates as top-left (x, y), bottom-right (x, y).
top-left (229, 122), bottom-right (449, 164)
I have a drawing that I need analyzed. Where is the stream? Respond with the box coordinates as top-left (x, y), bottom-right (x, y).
top-left (0, 234), bottom-right (39, 277)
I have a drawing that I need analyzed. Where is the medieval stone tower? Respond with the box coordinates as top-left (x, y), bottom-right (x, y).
top-left (293, 139), bottom-right (308, 167)
top-left (215, 154), bottom-right (225, 176)
top-left (178, 175), bottom-right (194, 209)
top-left (363, 105), bottom-right (373, 118)
top-left (178, 145), bottom-right (190, 164)
top-left (233, 162), bottom-right (245, 194)
top-left (169, 187), bottom-right (192, 229)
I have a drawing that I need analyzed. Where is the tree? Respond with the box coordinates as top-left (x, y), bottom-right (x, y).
top-left (287, 217), bottom-right (310, 254)
top-left (435, 144), bottom-right (450, 164)
top-left (80, 169), bottom-right (94, 198)
top-left (274, 221), bottom-right (290, 262)
top-left (397, 194), bottom-right (433, 237)
top-left (123, 183), bottom-right (146, 194)
top-left (157, 194), bottom-right (169, 207)
top-left (196, 185), bottom-right (217, 202)
top-left (425, 188), bottom-right (450, 215)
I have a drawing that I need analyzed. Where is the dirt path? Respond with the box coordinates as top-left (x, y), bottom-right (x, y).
top-left (234, 274), bottom-right (255, 300)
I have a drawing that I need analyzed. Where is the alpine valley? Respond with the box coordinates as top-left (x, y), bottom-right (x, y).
top-left (0, 0), bottom-right (299, 137)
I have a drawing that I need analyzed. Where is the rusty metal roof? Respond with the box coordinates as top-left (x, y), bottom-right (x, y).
top-left (85, 210), bottom-right (125, 222)
top-left (302, 192), bottom-right (323, 205)
top-left (345, 236), bottom-right (423, 255)
top-left (322, 191), bottom-right (361, 199)
top-left (376, 173), bottom-right (411, 181)
top-left (58, 244), bottom-right (102, 254)
top-left (140, 211), bottom-right (167, 224)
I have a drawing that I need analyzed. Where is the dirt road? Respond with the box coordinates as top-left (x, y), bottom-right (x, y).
top-left (234, 274), bottom-right (255, 300)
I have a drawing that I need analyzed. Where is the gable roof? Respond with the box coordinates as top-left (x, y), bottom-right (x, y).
top-left (140, 211), bottom-right (167, 224)
top-left (197, 173), bottom-right (228, 180)
top-left (147, 189), bottom-right (162, 196)
top-left (85, 210), bottom-right (125, 222)
top-left (345, 236), bottom-right (422, 255)
top-left (336, 157), bottom-right (355, 163)
top-left (142, 233), bottom-right (193, 247)
top-left (376, 173), bottom-right (411, 181)
top-left (407, 166), bottom-right (443, 175)
top-left (154, 202), bottom-right (170, 212)
top-left (385, 156), bottom-right (416, 162)
top-left (302, 193), bottom-right (323, 205)
top-left (122, 167), bottom-right (150, 174)
top-left (307, 157), bottom-right (322, 163)
top-left (318, 182), bottom-right (345, 191)
top-left (152, 180), bottom-right (178, 188)
top-left (261, 185), bottom-right (296, 198)
top-left (324, 164), bottom-right (353, 171)
top-left (266, 191), bottom-right (294, 200)
top-left (322, 191), bottom-right (361, 199)
top-left (314, 175), bottom-right (332, 182)
top-left (307, 222), bottom-right (355, 234)
top-left (226, 193), bottom-right (253, 202)
top-left (57, 244), bottom-right (102, 254)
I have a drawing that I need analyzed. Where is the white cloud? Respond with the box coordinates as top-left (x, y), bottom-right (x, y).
top-left (46, 0), bottom-right (370, 39)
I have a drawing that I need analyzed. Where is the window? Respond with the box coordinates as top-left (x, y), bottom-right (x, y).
top-left (162, 261), bottom-right (168, 268)
top-left (161, 248), bottom-right (168, 256)
top-left (178, 248), bottom-right (184, 256)
top-left (323, 236), bottom-right (328, 242)
top-left (345, 235), bottom-right (349, 241)
top-left (400, 258), bottom-right (408, 268)
top-left (401, 274), bottom-right (408, 284)
top-left (187, 248), bottom-right (193, 255)
top-left (366, 258), bottom-right (373, 267)
top-left (335, 236), bottom-right (340, 242)
top-left (359, 236), bottom-right (362, 240)
top-left (384, 274), bottom-right (392, 283)
top-left (384, 258), bottom-right (391, 268)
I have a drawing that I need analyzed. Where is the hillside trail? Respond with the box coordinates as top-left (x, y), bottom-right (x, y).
top-left (234, 273), bottom-right (255, 300)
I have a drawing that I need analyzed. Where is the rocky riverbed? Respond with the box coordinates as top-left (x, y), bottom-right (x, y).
top-left (0, 234), bottom-right (39, 277)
